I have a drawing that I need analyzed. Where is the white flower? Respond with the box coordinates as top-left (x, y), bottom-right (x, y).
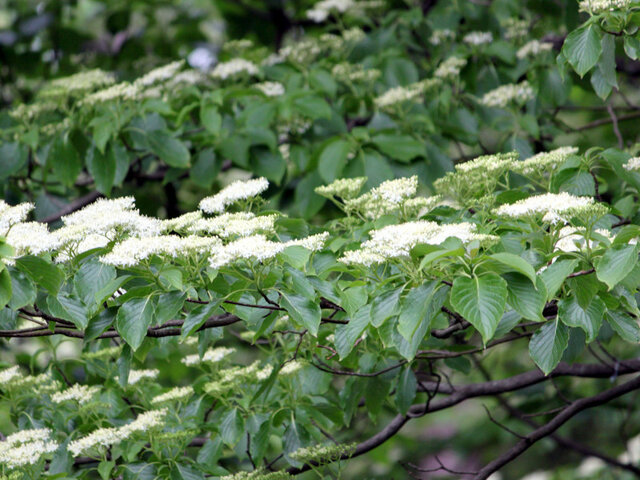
top-left (51, 384), bottom-right (101, 404)
top-left (5, 222), bottom-right (59, 256)
top-left (481, 82), bottom-right (535, 108)
top-left (577, 456), bottom-right (606, 476)
top-left (623, 156), bottom-right (640, 171)
top-left (280, 360), bottom-right (304, 376)
top-left (0, 366), bottom-right (21, 386)
top-left (463, 31), bottom-right (493, 46)
top-left (188, 212), bottom-right (277, 238)
top-left (0, 429), bottom-right (59, 468)
top-left (68, 427), bottom-right (122, 456)
top-left (285, 232), bottom-right (329, 251)
top-left (134, 60), bottom-right (184, 87)
top-left (0, 201), bottom-right (34, 235)
top-left (315, 177), bottom-right (367, 200)
top-left (255, 81), bottom-right (285, 97)
top-left (83, 82), bottom-right (140, 105)
top-left (41, 69), bottom-right (115, 98)
top-left (554, 227), bottom-right (613, 253)
top-left (457, 152), bottom-right (519, 175)
top-left (182, 347), bottom-right (236, 366)
top-left (516, 40), bottom-right (554, 59)
top-left (338, 249), bottom-right (386, 267)
top-left (579, 0), bottom-right (631, 13)
top-left (371, 176), bottom-right (418, 204)
top-left (519, 472), bottom-right (550, 480)
top-left (434, 57), bottom-right (467, 80)
top-left (511, 147), bottom-right (578, 175)
top-left (306, 0), bottom-right (355, 22)
top-left (151, 386), bottom-right (194, 404)
top-left (209, 235), bottom-right (286, 269)
top-left (211, 59), bottom-right (259, 80)
top-left (119, 408), bottom-right (167, 436)
top-left (430, 29), bottom-right (455, 45)
top-left (127, 369), bottom-right (159, 385)
top-left (161, 211), bottom-right (203, 232)
top-left (375, 83), bottom-right (424, 109)
top-left (494, 193), bottom-right (605, 223)
top-left (199, 178), bottom-right (269, 214)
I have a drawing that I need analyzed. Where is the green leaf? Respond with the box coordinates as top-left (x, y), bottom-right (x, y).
top-left (335, 304), bottom-right (371, 359)
top-left (558, 295), bottom-right (605, 343)
top-left (607, 311), bottom-right (640, 343)
top-left (50, 137), bottom-right (82, 187)
top-left (370, 287), bottom-right (402, 327)
top-left (147, 131), bottom-right (190, 168)
top-left (371, 134), bottom-right (424, 163)
top-left (339, 285), bottom-right (368, 318)
top-left (181, 299), bottom-right (223, 339)
top-left (395, 367), bottom-right (417, 415)
top-left (490, 252), bottom-right (537, 284)
top-left (562, 24), bottom-right (603, 77)
top-left (292, 95), bottom-right (332, 119)
top-left (252, 148), bottom-right (286, 185)
top-left (189, 148), bottom-right (221, 189)
top-left (7, 270), bottom-right (35, 309)
top-left (318, 139), bottom-right (351, 183)
top-left (505, 273), bottom-right (547, 322)
top-left (280, 291), bottom-right (321, 335)
top-left (87, 145), bottom-right (117, 195)
top-left (75, 260), bottom-right (116, 308)
top-left (15, 256), bottom-right (64, 293)
top-left (175, 464), bottom-right (204, 480)
top-left (0, 269), bottom-right (11, 308)
top-left (397, 282), bottom-right (437, 341)
top-left (540, 259), bottom-right (577, 300)
top-left (47, 294), bottom-right (89, 329)
top-left (450, 273), bottom-right (507, 344)
top-left (596, 244), bottom-right (639, 290)
top-left (200, 103), bottom-right (222, 134)
top-left (529, 320), bottom-right (569, 375)
top-left (220, 409), bottom-right (245, 447)
top-left (0, 142), bottom-right (27, 180)
top-left (116, 296), bottom-right (156, 350)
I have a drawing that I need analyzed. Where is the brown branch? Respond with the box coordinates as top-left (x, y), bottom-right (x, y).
top-left (607, 103), bottom-right (624, 148)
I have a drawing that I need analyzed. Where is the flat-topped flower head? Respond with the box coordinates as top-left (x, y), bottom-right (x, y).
top-left (463, 31), bottom-right (493, 46)
top-left (306, 0), bottom-right (355, 22)
top-left (83, 82), bottom-right (140, 105)
top-left (39, 69), bottom-right (115, 99)
top-left (579, 0), bottom-right (631, 13)
top-left (338, 249), bottom-right (386, 267)
top-left (481, 81), bottom-right (534, 108)
top-left (182, 347), bottom-right (236, 366)
top-left (127, 369), bottom-right (159, 385)
top-left (120, 408), bottom-right (167, 435)
top-left (5, 222), bottom-right (59, 257)
top-left (151, 386), bottom-right (194, 404)
top-left (371, 176), bottom-right (418, 204)
top-left (134, 60), bottom-right (184, 87)
top-left (374, 82), bottom-right (429, 109)
top-left (315, 177), bottom-right (367, 200)
top-left (280, 360), bottom-right (304, 376)
top-left (211, 59), bottom-right (259, 79)
top-left (285, 232), bottom-right (329, 251)
top-left (68, 427), bottom-right (122, 456)
top-left (517, 40), bottom-right (554, 59)
top-left (456, 152), bottom-right (519, 175)
top-left (199, 178), bottom-right (269, 214)
top-left (290, 442), bottom-right (357, 465)
top-left (0, 201), bottom-right (34, 235)
top-left (554, 226), bottom-right (614, 253)
top-left (623, 157), bottom-right (640, 171)
top-left (0, 366), bottom-right (22, 387)
top-left (430, 29), bottom-right (455, 45)
top-left (51, 384), bottom-right (101, 405)
top-left (188, 212), bottom-right (277, 238)
top-left (511, 147), bottom-right (579, 176)
top-left (161, 211), bottom-right (203, 233)
top-left (209, 235), bottom-right (286, 269)
top-left (0, 428), bottom-right (58, 468)
top-left (494, 193), bottom-right (607, 223)
top-left (255, 81), bottom-right (285, 97)
top-left (435, 57), bottom-right (467, 80)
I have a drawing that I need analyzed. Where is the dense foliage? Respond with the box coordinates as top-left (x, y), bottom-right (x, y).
top-left (3, 1), bottom-right (640, 479)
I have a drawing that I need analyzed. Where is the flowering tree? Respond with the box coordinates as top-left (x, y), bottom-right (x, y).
top-left (2, 1), bottom-right (640, 479)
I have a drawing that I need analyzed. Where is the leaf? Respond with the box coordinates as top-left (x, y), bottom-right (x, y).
top-left (252, 148), bottom-right (286, 185)
top-left (200, 103), bottom-right (222, 134)
top-left (397, 282), bottom-right (437, 341)
top-left (540, 259), bottom-right (577, 300)
top-left (558, 295), bottom-right (605, 343)
top-left (175, 464), bottom-right (204, 480)
top-left (116, 296), bottom-right (156, 350)
top-left (220, 409), bottom-right (245, 447)
top-left (339, 285), bottom-right (368, 318)
top-left (181, 299), bottom-right (223, 339)
top-left (50, 137), bottom-right (82, 187)
top-left (529, 320), bottom-right (569, 375)
top-left (607, 311), bottom-right (640, 343)
top-left (292, 95), bottom-right (332, 119)
top-left (15, 256), bottom-right (64, 293)
top-left (505, 273), bottom-right (548, 322)
top-left (490, 252), bottom-right (537, 284)
top-left (47, 294), bottom-right (89, 329)
top-left (75, 260), bottom-right (116, 308)
top-left (335, 304), bottom-right (371, 359)
top-left (562, 24), bottom-right (603, 77)
top-left (0, 142), bottom-right (27, 180)
top-left (87, 145), bottom-right (117, 195)
top-left (318, 139), bottom-right (351, 183)
top-left (147, 130), bottom-right (190, 168)
top-left (0, 269), bottom-right (11, 308)
top-left (395, 367), bottom-right (417, 415)
top-left (371, 134), bottom-right (425, 163)
top-left (189, 149), bottom-right (221, 189)
top-left (370, 287), bottom-right (402, 327)
top-left (280, 291), bottom-right (321, 335)
top-left (596, 244), bottom-right (639, 290)
top-left (7, 270), bottom-right (35, 309)
top-left (450, 273), bottom-right (507, 344)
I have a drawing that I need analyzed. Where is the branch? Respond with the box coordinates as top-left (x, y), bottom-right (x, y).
top-left (41, 191), bottom-right (103, 223)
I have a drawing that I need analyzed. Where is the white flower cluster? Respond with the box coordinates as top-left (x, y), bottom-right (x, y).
top-left (623, 156), bottom-right (640, 171)
top-left (199, 178), bottom-right (269, 214)
top-left (100, 235), bottom-right (221, 267)
top-left (182, 347), bottom-right (235, 366)
top-left (331, 63), bottom-right (381, 83)
top-left (501, 18), bottom-right (529, 40)
top-left (68, 408), bottom-right (167, 456)
top-left (39, 69), bottom-right (115, 99)
top-left (463, 31), bottom-right (493, 46)
top-left (205, 361), bottom-right (273, 395)
top-left (315, 177), bottom-right (367, 200)
top-left (430, 29), bottom-right (455, 45)
top-left (126, 369), bottom-right (159, 385)
top-left (481, 81), bottom-right (535, 108)
top-left (579, 0), bottom-right (631, 13)
top-left (0, 367), bottom-right (59, 393)
top-left (221, 470), bottom-right (294, 480)
top-left (188, 212), bottom-right (277, 238)
top-left (511, 147), bottom-right (578, 176)
top-left (51, 384), bottom-right (101, 405)
top-left (374, 79), bottom-right (438, 109)
top-left (371, 176), bottom-right (418, 204)
top-left (280, 360), bottom-right (304, 376)
top-left (134, 60), bottom-right (184, 88)
top-left (494, 193), bottom-right (606, 223)
top-left (516, 40), bottom-right (554, 59)
top-left (209, 232), bottom-right (328, 269)
top-left (151, 386), bottom-right (194, 404)
top-left (306, 0), bottom-right (355, 22)
top-left (554, 226), bottom-right (613, 253)
top-left (82, 82), bottom-right (141, 105)
top-left (340, 221), bottom-right (497, 265)
top-left (0, 366), bottom-right (21, 386)
top-left (255, 81), bottom-right (285, 97)
top-left (0, 428), bottom-right (58, 469)
top-left (434, 57), bottom-right (467, 80)
top-left (211, 59), bottom-right (259, 80)
top-left (0, 201), bottom-right (33, 236)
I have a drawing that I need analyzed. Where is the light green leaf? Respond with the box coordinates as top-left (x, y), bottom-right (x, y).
top-left (558, 295), bottom-right (605, 343)
top-left (529, 319), bottom-right (569, 375)
top-left (540, 259), bottom-right (577, 300)
top-left (147, 130), bottom-right (190, 168)
top-left (562, 24), bottom-right (603, 77)
top-left (490, 252), bottom-right (537, 284)
top-left (15, 256), bottom-right (64, 293)
top-left (607, 311), bottom-right (640, 343)
top-left (47, 294), bottom-right (89, 329)
top-left (116, 296), bottom-right (156, 350)
top-left (505, 273), bottom-right (547, 322)
top-left (318, 138), bottom-right (351, 183)
top-left (397, 282), bottom-right (437, 341)
top-left (596, 244), bottom-right (639, 290)
top-left (0, 269), bottom-right (11, 308)
top-left (335, 304), bottom-right (371, 359)
top-left (280, 291), bottom-right (321, 335)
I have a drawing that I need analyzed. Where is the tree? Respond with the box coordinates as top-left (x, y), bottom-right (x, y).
top-left (2, 1), bottom-right (640, 479)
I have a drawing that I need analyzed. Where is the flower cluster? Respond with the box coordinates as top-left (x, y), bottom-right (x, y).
top-left (0, 428), bottom-right (59, 469)
top-left (554, 226), bottom-right (613, 253)
top-left (434, 57), bottom-right (467, 80)
top-left (0, 201), bottom-right (33, 235)
top-left (68, 409), bottom-right (167, 456)
top-left (516, 40), bottom-right (554, 59)
top-left (221, 470), bottom-right (293, 480)
top-left (463, 31), bottom-right (493, 46)
top-left (315, 177), bottom-right (367, 200)
top-left (579, 0), bottom-right (631, 13)
top-left (188, 212), bottom-right (277, 238)
top-left (623, 156), bottom-right (640, 171)
top-left (290, 442), bottom-right (357, 465)
top-left (182, 347), bottom-right (235, 366)
top-left (51, 384), bottom-right (101, 405)
top-left (374, 79), bottom-right (439, 110)
top-left (429, 29), bottom-right (455, 45)
top-left (511, 146), bottom-right (578, 176)
top-left (199, 177), bottom-right (269, 214)
top-left (255, 81), bottom-right (285, 97)
top-left (501, 18), bottom-right (529, 40)
top-left (151, 386), bottom-right (194, 404)
top-left (134, 60), bottom-right (184, 88)
top-left (38, 69), bottom-right (115, 99)
top-left (126, 369), bottom-right (159, 385)
top-left (481, 81), bottom-right (535, 108)
top-left (211, 59), bottom-right (259, 79)
top-left (204, 361), bottom-right (273, 395)
top-left (494, 193), bottom-right (607, 223)
top-left (331, 63), bottom-right (381, 83)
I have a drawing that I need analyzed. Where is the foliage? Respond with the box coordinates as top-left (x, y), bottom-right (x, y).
top-left (2, 0), bottom-right (640, 479)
